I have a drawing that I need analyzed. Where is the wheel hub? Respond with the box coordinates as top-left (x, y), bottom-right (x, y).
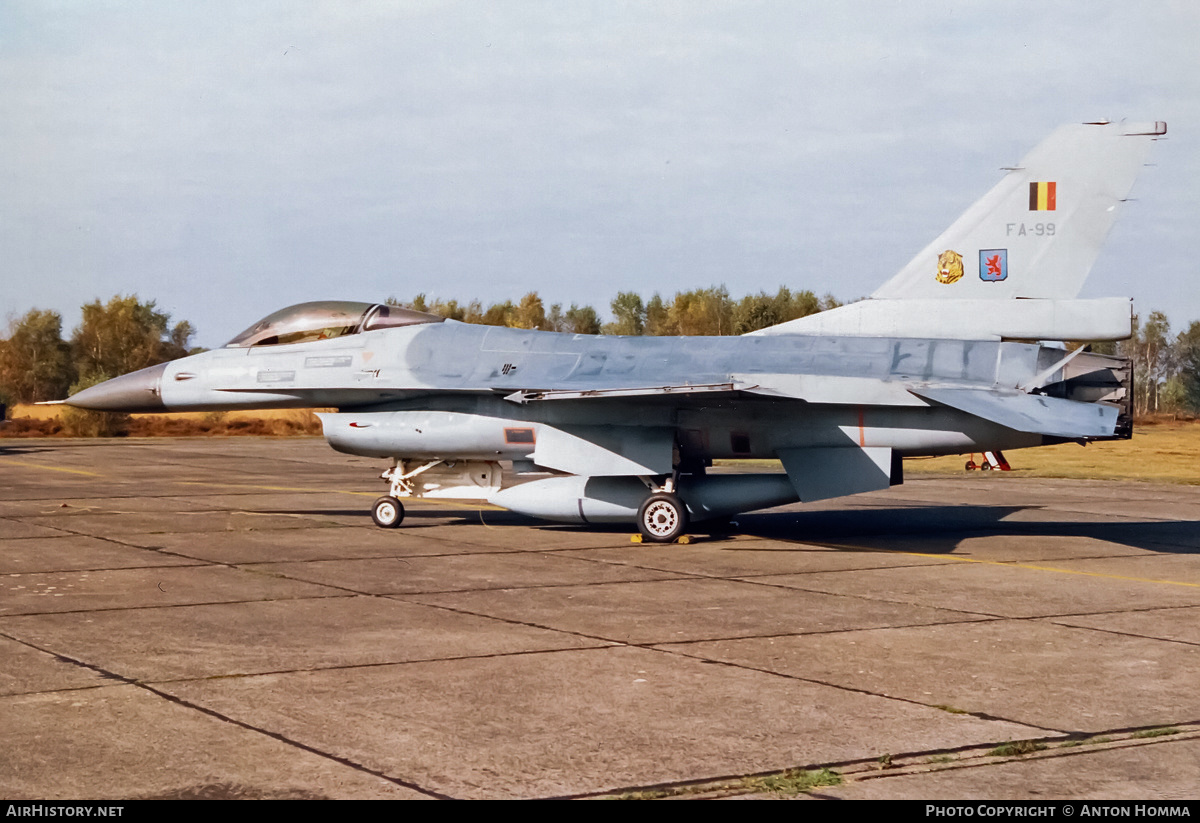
top-left (643, 501), bottom-right (679, 536)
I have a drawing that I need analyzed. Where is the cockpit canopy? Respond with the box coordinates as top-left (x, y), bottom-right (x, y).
top-left (224, 301), bottom-right (444, 348)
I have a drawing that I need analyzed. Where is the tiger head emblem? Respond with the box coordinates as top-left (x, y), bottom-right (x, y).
top-left (936, 249), bottom-right (964, 284)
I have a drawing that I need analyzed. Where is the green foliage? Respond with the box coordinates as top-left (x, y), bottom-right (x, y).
top-left (987, 740), bottom-right (1046, 757)
top-left (606, 292), bottom-right (645, 336)
top-left (512, 292), bottom-right (547, 330)
top-left (482, 300), bottom-right (517, 327)
top-left (733, 287), bottom-right (825, 334)
top-left (557, 304), bottom-right (601, 335)
top-left (0, 309), bottom-right (75, 403)
top-left (1160, 376), bottom-right (1189, 414)
top-left (403, 283), bottom-right (844, 335)
top-left (1060, 312), bottom-right (1199, 418)
top-left (1139, 310), bottom-right (1172, 414)
top-left (72, 295), bottom-right (194, 380)
top-left (1130, 727), bottom-right (1180, 739)
top-left (746, 768), bottom-right (842, 796)
top-left (668, 286), bottom-right (734, 335)
top-left (645, 294), bottom-right (670, 335)
top-left (395, 286), bottom-right (846, 338)
top-left (1175, 321), bottom-right (1200, 413)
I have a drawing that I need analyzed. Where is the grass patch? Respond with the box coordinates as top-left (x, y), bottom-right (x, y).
top-left (610, 767), bottom-right (843, 799)
top-left (927, 754), bottom-right (957, 764)
top-left (1058, 735), bottom-right (1113, 748)
top-left (615, 788), bottom-right (687, 800)
top-left (3, 405), bottom-right (326, 438)
top-left (988, 740), bottom-right (1047, 757)
top-left (1131, 727), bottom-right (1181, 739)
top-left (745, 768), bottom-right (842, 796)
top-left (934, 704), bottom-right (968, 715)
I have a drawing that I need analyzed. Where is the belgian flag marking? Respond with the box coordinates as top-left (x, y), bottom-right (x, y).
top-left (1029, 181), bottom-right (1057, 211)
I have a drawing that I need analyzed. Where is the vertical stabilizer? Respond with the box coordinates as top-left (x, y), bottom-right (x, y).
top-left (871, 121), bottom-right (1165, 301)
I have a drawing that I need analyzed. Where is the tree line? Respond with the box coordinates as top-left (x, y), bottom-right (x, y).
top-left (1116, 311), bottom-right (1200, 418)
top-left (395, 286), bottom-right (842, 337)
top-left (3, 290), bottom-right (1200, 419)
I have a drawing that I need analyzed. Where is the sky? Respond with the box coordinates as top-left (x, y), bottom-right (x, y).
top-left (2, 0), bottom-right (1197, 348)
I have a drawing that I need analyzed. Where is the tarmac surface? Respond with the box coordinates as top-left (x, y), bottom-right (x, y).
top-left (2, 437), bottom-right (1199, 800)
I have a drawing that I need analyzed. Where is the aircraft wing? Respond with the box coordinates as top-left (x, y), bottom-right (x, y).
top-left (910, 387), bottom-right (1117, 439)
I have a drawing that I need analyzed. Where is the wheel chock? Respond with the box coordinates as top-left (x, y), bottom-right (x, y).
top-left (631, 533), bottom-right (693, 545)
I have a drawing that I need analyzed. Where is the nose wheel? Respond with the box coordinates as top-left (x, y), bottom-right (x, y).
top-left (637, 492), bottom-right (688, 543)
top-left (371, 496), bottom-right (405, 528)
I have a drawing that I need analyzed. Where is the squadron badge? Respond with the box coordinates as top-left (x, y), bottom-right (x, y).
top-left (979, 248), bottom-right (1008, 281)
top-left (935, 249), bottom-right (964, 284)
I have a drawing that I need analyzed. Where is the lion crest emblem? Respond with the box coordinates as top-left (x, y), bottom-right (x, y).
top-left (936, 249), bottom-right (964, 284)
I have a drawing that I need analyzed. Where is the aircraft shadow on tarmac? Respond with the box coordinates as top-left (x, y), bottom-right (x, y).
top-left (262, 503), bottom-right (1200, 556)
top-left (0, 443), bottom-right (66, 456)
top-left (726, 506), bottom-right (1200, 556)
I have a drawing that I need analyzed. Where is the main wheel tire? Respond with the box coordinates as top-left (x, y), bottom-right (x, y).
top-left (637, 492), bottom-right (688, 543)
top-left (371, 496), bottom-right (405, 528)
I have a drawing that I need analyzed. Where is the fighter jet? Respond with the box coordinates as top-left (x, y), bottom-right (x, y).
top-left (66, 120), bottom-right (1165, 542)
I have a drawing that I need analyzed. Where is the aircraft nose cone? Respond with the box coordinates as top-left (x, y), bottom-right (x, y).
top-left (66, 363), bottom-right (168, 412)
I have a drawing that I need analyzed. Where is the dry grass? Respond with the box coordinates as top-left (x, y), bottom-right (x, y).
top-left (130, 410), bottom-right (324, 437)
top-left (906, 420), bottom-right (1200, 485)
top-left (3, 405), bottom-right (324, 438)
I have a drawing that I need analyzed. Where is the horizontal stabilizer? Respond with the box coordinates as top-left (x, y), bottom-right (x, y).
top-left (911, 387), bottom-right (1117, 439)
top-left (778, 446), bottom-right (894, 502)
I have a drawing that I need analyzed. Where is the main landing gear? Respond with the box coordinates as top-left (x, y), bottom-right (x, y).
top-left (634, 470), bottom-right (695, 543)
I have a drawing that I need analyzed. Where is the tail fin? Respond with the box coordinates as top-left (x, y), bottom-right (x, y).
top-left (872, 120), bottom-right (1165, 301)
